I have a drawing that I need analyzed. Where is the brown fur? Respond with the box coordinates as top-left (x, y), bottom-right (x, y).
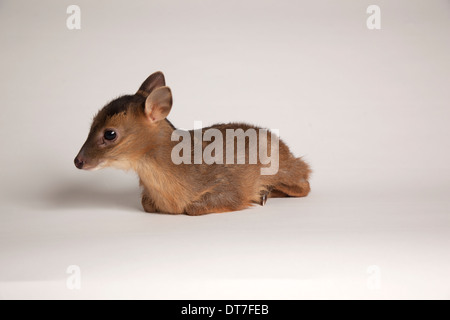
top-left (75, 72), bottom-right (311, 215)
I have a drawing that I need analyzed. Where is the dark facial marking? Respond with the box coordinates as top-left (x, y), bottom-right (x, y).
top-left (104, 94), bottom-right (144, 118)
top-left (91, 95), bottom-right (145, 132)
top-left (90, 94), bottom-right (175, 135)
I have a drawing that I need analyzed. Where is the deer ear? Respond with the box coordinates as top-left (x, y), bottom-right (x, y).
top-left (145, 86), bottom-right (172, 122)
top-left (136, 71), bottom-right (165, 97)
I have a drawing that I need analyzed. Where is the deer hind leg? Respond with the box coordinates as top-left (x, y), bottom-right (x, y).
top-left (257, 180), bottom-right (309, 206)
top-left (268, 189), bottom-right (289, 198)
top-left (269, 157), bottom-right (311, 198)
top-left (184, 189), bottom-right (250, 216)
top-left (272, 180), bottom-right (310, 197)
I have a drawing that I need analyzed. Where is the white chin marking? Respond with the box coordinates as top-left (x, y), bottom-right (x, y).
top-left (86, 161), bottom-right (105, 171)
top-left (110, 161), bottom-right (132, 171)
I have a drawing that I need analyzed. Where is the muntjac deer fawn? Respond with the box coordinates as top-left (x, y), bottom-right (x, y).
top-left (74, 71), bottom-right (311, 215)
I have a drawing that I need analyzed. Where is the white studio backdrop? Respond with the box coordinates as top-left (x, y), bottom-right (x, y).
top-left (0, 0), bottom-right (449, 299)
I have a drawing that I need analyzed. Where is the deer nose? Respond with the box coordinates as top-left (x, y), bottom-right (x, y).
top-left (74, 156), bottom-right (84, 169)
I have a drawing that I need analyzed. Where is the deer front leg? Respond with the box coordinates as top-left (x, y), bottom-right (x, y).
top-left (141, 192), bottom-right (158, 213)
top-left (141, 188), bottom-right (184, 215)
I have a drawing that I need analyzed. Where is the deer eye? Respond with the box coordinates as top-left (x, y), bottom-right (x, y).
top-left (104, 130), bottom-right (117, 141)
